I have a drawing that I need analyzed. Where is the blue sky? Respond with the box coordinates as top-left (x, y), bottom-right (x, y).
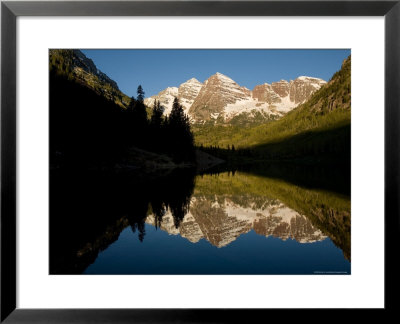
top-left (81, 49), bottom-right (350, 98)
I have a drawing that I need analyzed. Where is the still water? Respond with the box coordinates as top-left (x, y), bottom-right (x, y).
top-left (50, 166), bottom-right (351, 275)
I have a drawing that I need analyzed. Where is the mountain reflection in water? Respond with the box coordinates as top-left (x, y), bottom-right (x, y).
top-left (146, 195), bottom-right (327, 248)
top-left (50, 165), bottom-right (350, 274)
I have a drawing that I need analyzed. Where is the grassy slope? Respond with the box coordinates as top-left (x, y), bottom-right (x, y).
top-left (194, 56), bottom-right (351, 161)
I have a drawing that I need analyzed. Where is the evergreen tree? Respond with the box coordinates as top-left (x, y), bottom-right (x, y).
top-left (131, 85), bottom-right (148, 146)
top-left (149, 100), bottom-right (164, 151)
top-left (132, 85), bottom-right (147, 123)
top-left (121, 96), bottom-right (136, 147)
top-left (150, 99), bottom-right (163, 128)
top-left (168, 97), bottom-right (186, 127)
top-left (127, 96), bottom-right (136, 111)
top-left (136, 85), bottom-right (145, 103)
top-left (166, 97), bottom-right (195, 162)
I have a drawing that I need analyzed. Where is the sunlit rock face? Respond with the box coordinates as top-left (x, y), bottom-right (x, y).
top-left (189, 73), bottom-right (252, 122)
top-left (145, 72), bottom-right (326, 123)
top-left (289, 76), bottom-right (326, 104)
top-left (271, 80), bottom-right (290, 98)
top-left (252, 83), bottom-right (282, 105)
top-left (178, 78), bottom-right (203, 111)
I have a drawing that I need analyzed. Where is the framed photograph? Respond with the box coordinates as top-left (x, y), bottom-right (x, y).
top-left (1, 0), bottom-right (399, 321)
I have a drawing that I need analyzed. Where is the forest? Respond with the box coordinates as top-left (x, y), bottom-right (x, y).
top-left (50, 70), bottom-right (195, 170)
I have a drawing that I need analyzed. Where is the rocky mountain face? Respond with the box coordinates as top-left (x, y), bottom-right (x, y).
top-left (189, 73), bottom-right (252, 122)
top-left (178, 78), bottom-right (203, 110)
top-left (145, 196), bottom-right (327, 248)
top-left (49, 49), bottom-right (131, 108)
top-left (145, 72), bottom-right (326, 124)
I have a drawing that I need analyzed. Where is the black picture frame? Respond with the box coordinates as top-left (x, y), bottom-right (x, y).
top-left (1, 0), bottom-right (399, 322)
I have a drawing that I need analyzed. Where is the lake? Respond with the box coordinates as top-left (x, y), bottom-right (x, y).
top-left (50, 165), bottom-right (350, 275)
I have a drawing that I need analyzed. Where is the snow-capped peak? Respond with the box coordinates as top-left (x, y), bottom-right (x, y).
top-left (165, 87), bottom-right (178, 94)
top-left (178, 78), bottom-right (203, 111)
top-left (186, 77), bottom-right (201, 84)
top-left (296, 76), bottom-right (325, 83)
top-left (213, 72), bottom-right (234, 82)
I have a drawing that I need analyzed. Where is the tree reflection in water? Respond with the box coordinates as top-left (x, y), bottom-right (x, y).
top-left (50, 164), bottom-right (350, 274)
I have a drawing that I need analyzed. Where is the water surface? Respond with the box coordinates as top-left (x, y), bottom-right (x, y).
top-left (50, 165), bottom-right (350, 275)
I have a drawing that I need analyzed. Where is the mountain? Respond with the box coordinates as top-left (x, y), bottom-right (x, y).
top-left (194, 55), bottom-right (351, 162)
top-left (144, 72), bottom-right (326, 124)
top-left (49, 49), bottom-right (131, 108)
top-left (189, 73), bottom-right (252, 122)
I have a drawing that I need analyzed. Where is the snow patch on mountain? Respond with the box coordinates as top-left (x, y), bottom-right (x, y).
top-left (224, 98), bottom-right (264, 119)
top-left (144, 87), bottom-right (179, 115)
